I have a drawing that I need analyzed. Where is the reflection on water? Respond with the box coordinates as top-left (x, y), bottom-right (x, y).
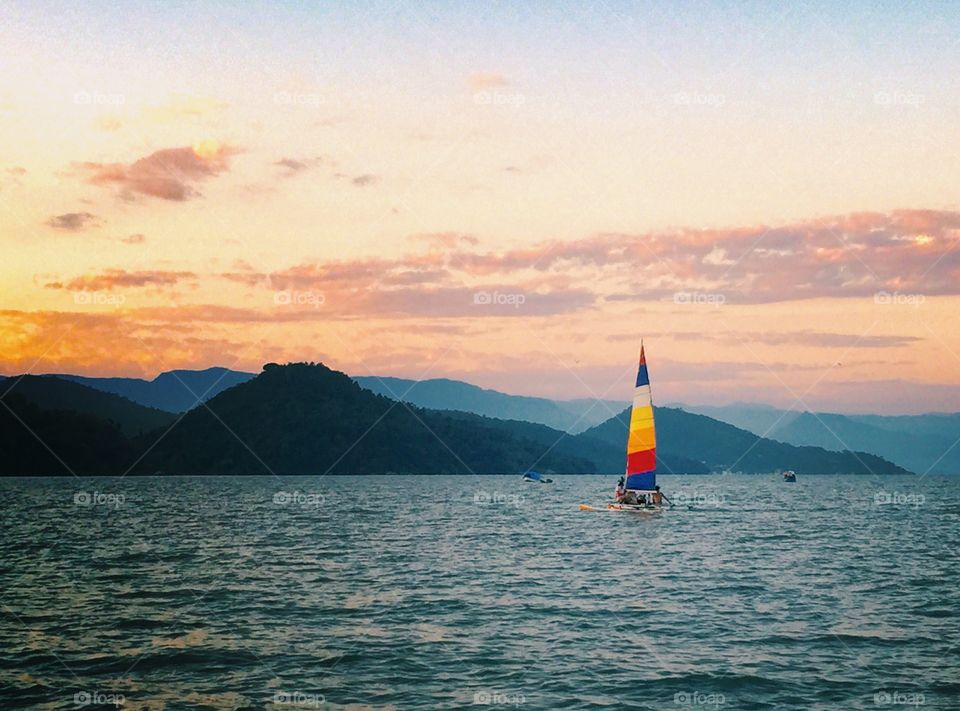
top-left (1, 474), bottom-right (958, 709)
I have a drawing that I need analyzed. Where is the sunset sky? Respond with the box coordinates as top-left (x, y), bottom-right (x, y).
top-left (2, 1), bottom-right (959, 413)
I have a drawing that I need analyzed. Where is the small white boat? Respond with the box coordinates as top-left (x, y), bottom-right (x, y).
top-left (783, 470), bottom-right (797, 482)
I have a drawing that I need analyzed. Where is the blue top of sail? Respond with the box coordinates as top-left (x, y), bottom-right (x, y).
top-left (522, 471), bottom-right (542, 481)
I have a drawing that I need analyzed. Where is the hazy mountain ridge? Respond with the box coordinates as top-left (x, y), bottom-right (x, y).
top-left (0, 363), bottom-right (911, 476)
top-left (682, 403), bottom-right (960, 474)
top-left (38, 369), bottom-right (627, 433)
top-left (583, 406), bottom-right (909, 476)
top-left (354, 376), bottom-right (625, 433)
top-left (54, 367), bottom-right (256, 413)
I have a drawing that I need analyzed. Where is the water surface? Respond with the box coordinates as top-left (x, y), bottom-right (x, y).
top-left (1, 474), bottom-right (957, 709)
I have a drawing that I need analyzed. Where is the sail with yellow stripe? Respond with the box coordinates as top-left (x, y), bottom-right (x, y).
top-left (625, 343), bottom-right (656, 490)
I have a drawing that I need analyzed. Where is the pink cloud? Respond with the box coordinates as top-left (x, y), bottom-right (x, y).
top-left (46, 269), bottom-right (197, 291)
top-left (74, 143), bottom-right (237, 201)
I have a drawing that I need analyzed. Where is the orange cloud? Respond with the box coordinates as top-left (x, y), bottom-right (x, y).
top-left (467, 72), bottom-right (509, 90)
top-left (0, 309), bottom-right (250, 377)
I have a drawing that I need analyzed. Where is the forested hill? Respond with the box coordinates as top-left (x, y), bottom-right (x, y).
top-left (583, 407), bottom-right (912, 476)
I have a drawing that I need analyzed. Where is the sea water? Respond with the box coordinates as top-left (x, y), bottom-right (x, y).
top-left (1, 474), bottom-right (958, 710)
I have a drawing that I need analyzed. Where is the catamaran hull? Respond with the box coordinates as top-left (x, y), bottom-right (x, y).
top-left (579, 503), bottom-right (663, 513)
top-left (607, 503), bottom-right (662, 512)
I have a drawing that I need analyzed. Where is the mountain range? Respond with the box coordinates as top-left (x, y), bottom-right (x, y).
top-left (681, 403), bottom-right (960, 475)
top-left (23, 367), bottom-right (955, 474)
top-left (0, 363), bottom-right (910, 476)
top-left (29, 368), bottom-right (623, 433)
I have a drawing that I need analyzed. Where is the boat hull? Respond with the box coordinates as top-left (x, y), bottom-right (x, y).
top-left (607, 503), bottom-right (663, 512)
top-left (578, 503), bottom-right (663, 513)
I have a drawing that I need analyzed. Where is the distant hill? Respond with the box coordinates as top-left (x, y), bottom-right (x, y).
top-left (354, 376), bottom-right (625, 434)
top-left (0, 375), bottom-right (176, 436)
top-left (53, 367), bottom-right (255, 413)
top-left (583, 407), bottom-right (911, 476)
top-left (0, 394), bottom-right (133, 475)
top-left (139, 363), bottom-right (613, 475)
top-left (682, 403), bottom-right (960, 474)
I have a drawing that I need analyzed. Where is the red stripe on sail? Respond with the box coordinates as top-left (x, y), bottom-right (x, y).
top-left (627, 448), bottom-right (656, 474)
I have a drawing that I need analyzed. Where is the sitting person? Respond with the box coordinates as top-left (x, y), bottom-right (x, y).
top-left (651, 486), bottom-right (663, 506)
top-left (621, 490), bottom-right (638, 505)
top-left (638, 493), bottom-right (647, 505)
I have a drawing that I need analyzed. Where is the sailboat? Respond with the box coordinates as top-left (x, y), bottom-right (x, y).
top-left (580, 343), bottom-right (666, 513)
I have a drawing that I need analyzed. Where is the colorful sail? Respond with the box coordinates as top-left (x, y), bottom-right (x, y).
top-left (625, 343), bottom-right (656, 490)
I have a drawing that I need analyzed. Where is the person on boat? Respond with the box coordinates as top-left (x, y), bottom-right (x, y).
top-left (638, 493), bottom-right (647, 505)
top-left (615, 476), bottom-right (625, 501)
top-left (621, 490), bottom-right (638, 505)
top-left (651, 486), bottom-right (663, 506)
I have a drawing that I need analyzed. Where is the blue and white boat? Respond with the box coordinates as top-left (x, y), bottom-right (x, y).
top-left (522, 471), bottom-right (553, 484)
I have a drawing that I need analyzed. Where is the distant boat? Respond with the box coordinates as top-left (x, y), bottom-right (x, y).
top-left (783, 470), bottom-right (797, 482)
top-left (522, 471), bottom-right (553, 484)
top-left (580, 342), bottom-right (666, 512)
